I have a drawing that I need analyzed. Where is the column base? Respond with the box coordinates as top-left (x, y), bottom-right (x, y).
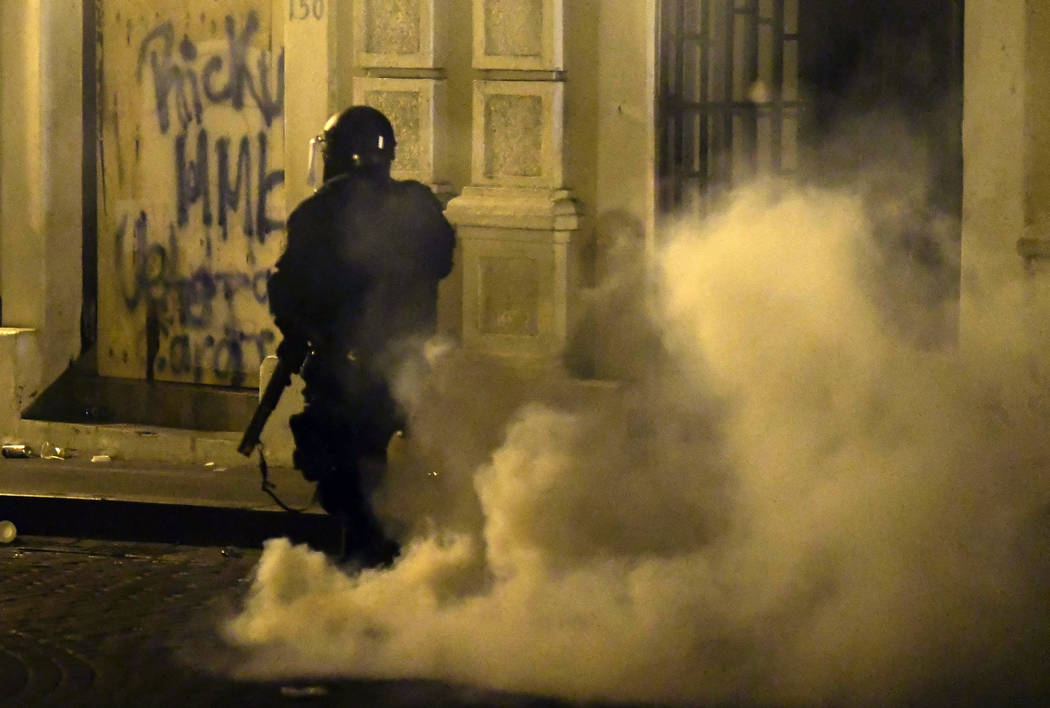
top-left (446, 187), bottom-right (582, 362)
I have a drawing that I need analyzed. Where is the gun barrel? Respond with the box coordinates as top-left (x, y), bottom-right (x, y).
top-left (237, 341), bottom-right (305, 456)
top-left (238, 402), bottom-right (275, 456)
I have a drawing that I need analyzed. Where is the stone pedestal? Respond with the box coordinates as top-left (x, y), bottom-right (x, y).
top-left (445, 0), bottom-right (580, 364)
top-left (446, 188), bottom-right (579, 359)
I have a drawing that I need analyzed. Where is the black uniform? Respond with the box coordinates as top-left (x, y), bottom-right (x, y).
top-left (268, 170), bottom-right (455, 565)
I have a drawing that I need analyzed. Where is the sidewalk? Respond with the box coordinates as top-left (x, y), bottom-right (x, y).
top-left (0, 456), bottom-right (314, 510)
top-left (0, 355), bottom-right (624, 550)
top-left (0, 356), bottom-right (315, 548)
top-left (0, 455), bottom-right (339, 551)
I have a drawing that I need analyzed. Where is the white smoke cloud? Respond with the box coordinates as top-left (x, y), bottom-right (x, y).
top-left (224, 176), bottom-right (1050, 706)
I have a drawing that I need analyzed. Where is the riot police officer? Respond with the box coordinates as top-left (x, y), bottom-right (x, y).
top-left (267, 106), bottom-right (455, 567)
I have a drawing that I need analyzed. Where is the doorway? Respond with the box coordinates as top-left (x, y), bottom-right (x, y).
top-left (93, 0), bottom-right (286, 388)
top-left (657, 0), bottom-right (802, 214)
top-left (656, 0), bottom-right (964, 342)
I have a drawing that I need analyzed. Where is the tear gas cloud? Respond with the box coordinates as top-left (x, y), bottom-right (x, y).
top-left (224, 148), bottom-right (1050, 706)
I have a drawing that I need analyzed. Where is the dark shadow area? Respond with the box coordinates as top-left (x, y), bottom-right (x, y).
top-left (799, 0), bottom-right (964, 346)
top-left (82, 0), bottom-right (98, 355)
top-left (0, 495), bottom-right (339, 552)
top-left (799, 0), bottom-right (963, 216)
top-left (23, 348), bottom-right (257, 431)
top-left (653, 1), bottom-right (964, 347)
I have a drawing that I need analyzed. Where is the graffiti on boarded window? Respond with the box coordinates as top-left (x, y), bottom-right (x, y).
top-left (99, 1), bottom-right (285, 387)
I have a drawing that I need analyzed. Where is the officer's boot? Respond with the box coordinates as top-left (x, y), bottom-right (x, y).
top-left (336, 505), bottom-right (399, 569)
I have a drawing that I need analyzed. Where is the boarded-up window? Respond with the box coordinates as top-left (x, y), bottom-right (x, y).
top-left (97, 0), bottom-right (284, 387)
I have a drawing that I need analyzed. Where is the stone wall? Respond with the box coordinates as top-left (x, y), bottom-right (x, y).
top-left (0, 1), bottom-right (84, 429)
top-left (962, 0), bottom-right (1037, 337)
top-left (0, 0), bottom-right (658, 418)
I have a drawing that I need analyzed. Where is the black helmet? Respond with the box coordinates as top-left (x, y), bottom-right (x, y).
top-left (319, 105), bottom-right (396, 180)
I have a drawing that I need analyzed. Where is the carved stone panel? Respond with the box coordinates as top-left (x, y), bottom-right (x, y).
top-left (462, 228), bottom-right (557, 356)
top-left (480, 255), bottom-right (540, 336)
top-left (473, 80), bottom-right (564, 188)
top-left (486, 95), bottom-right (543, 177)
top-left (354, 0), bottom-right (445, 68)
top-left (473, 0), bottom-right (563, 70)
top-left (353, 77), bottom-right (448, 184)
top-left (457, 224), bottom-right (578, 358)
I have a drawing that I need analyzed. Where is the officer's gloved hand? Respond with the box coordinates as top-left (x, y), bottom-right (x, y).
top-left (276, 337), bottom-right (310, 370)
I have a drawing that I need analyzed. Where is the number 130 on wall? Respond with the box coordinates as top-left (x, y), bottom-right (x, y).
top-left (290, 0), bottom-right (325, 20)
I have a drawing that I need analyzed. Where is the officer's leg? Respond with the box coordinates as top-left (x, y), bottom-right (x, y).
top-left (295, 428), bottom-right (396, 566)
top-left (289, 403), bottom-right (360, 557)
top-left (295, 371), bottom-right (401, 566)
top-left (288, 406), bottom-right (341, 483)
top-left (348, 451), bottom-right (400, 567)
top-left (324, 381), bottom-right (401, 567)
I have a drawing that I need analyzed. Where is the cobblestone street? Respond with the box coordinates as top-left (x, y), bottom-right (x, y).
top-left (0, 536), bottom-right (588, 707)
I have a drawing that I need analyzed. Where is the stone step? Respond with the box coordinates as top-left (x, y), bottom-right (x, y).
top-left (0, 494), bottom-right (340, 551)
top-left (15, 353), bottom-right (299, 467)
top-left (10, 418), bottom-right (248, 467)
top-left (22, 371), bottom-right (258, 432)
top-left (0, 455), bottom-right (317, 512)
top-left (0, 425), bottom-right (331, 549)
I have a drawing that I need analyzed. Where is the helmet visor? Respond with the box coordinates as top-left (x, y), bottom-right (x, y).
top-left (306, 133), bottom-right (325, 188)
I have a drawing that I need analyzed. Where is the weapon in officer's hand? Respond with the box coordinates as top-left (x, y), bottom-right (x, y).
top-left (238, 338), bottom-right (308, 457)
top-left (238, 337), bottom-right (312, 513)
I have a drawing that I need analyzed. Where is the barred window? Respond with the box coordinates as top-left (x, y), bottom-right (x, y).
top-left (658, 0), bottom-right (800, 213)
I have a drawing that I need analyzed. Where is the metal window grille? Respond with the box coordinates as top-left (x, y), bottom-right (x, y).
top-left (658, 0), bottom-right (800, 213)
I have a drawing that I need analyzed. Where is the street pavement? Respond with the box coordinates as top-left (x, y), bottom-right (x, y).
top-left (0, 535), bottom-right (617, 707)
top-left (3, 455), bottom-right (1046, 706)
top-left (0, 456), bottom-right (640, 707)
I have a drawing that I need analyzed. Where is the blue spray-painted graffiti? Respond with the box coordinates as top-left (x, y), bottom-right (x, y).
top-left (176, 128), bottom-right (283, 241)
top-left (137, 10), bottom-right (283, 135)
top-left (110, 10), bottom-right (285, 385)
top-left (115, 211), bottom-right (275, 385)
top-left (138, 10), bottom-right (286, 241)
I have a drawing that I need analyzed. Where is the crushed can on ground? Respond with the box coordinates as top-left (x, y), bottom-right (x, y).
top-left (1, 444), bottom-right (31, 458)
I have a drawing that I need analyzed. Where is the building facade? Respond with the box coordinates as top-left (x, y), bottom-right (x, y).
top-left (0, 0), bottom-right (1048, 456)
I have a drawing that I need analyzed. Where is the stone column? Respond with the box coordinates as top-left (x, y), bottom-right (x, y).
top-left (445, 0), bottom-right (581, 364)
top-left (961, 0), bottom-right (1026, 302)
top-left (351, 0), bottom-right (451, 199)
top-left (963, 0), bottom-right (1050, 400)
top-left (284, 0), bottom-right (331, 209)
top-left (0, 1), bottom-right (81, 432)
top-left (963, 2), bottom-right (1047, 341)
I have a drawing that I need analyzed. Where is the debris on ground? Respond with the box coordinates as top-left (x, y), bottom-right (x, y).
top-left (1, 444), bottom-right (31, 458)
top-left (40, 442), bottom-right (73, 460)
top-left (279, 685), bottom-right (329, 699)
